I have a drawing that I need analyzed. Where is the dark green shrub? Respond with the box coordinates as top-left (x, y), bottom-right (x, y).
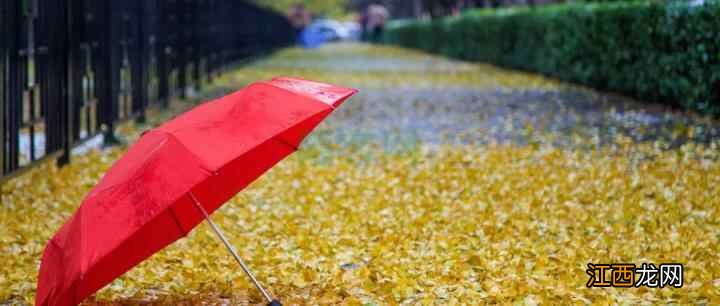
top-left (384, 1), bottom-right (720, 115)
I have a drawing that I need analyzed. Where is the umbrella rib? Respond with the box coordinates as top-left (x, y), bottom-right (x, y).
top-left (273, 137), bottom-right (299, 151)
top-left (160, 130), bottom-right (215, 174)
top-left (261, 80), bottom-right (338, 110)
top-left (168, 206), bottom-right (188, 236)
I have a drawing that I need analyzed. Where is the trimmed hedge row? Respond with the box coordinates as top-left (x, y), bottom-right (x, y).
top-left (384, 1), bottom-right (720, 115)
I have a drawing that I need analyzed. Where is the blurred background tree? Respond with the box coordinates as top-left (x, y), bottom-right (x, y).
top-left (253, 0), bottom-right (649, 20)
top-left (349, 0), bottom-right (645, 19)
top-left (252, 0), bottom-right (350, 18)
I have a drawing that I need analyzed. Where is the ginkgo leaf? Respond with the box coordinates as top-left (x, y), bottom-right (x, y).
top-left (1, 44), bottom-right (719, 306)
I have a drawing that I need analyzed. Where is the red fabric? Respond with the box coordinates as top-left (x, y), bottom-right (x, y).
top-left (36, 77), bottom-right (357, 306)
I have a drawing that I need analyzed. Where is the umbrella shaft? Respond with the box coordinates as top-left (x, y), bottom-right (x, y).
top-left (189, 193), bottom-right (273, 303)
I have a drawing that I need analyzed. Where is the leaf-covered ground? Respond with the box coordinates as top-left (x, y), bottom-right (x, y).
top-left (2, 44), bottom-right (719, 305)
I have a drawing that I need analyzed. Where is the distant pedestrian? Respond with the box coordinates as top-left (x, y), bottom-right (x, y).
top-left (288, 3), bottom-right (311, 42)
top-left (367, 3), bottom-right (389, 43)
top-left (358, 10), bottom-right (369, 42)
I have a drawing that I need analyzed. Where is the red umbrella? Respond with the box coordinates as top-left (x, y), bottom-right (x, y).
top-left (36, 77), bottom-right (358, 306)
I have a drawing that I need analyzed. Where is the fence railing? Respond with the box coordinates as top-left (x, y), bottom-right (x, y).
top-left (1, 0), bottom-right (294, 182)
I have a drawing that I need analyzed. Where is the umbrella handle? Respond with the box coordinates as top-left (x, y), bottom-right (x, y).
top-left (189, 192), bottom-right (281, 305)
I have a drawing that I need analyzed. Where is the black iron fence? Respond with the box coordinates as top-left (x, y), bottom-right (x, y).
top-left (1, 0), bottom-right (294, 181)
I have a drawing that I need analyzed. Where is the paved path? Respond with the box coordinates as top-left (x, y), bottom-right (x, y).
top-left (2, 43), bottom-right (718, 306)
top-left (230, 43), bottom-right (720, 151)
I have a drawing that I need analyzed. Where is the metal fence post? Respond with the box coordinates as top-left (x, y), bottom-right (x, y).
top-left (98, 0), bottom-right (119, 146)
top-left (0, 0), bottom-right (7, 178)
top-left (59, 0), bottom-right (74, 166)
top-left (177, 0), bottom-right (187, 99)
top-left (2, 0), bottom-right (295, 182)
top-left (157, 0), bottom-right (168, 107)
top-left (6, 0), bottom-right (20, 174)
top-left (131, 2), bottom-right (142, 121)
top-left (136, 0), bottom-right (147, 124)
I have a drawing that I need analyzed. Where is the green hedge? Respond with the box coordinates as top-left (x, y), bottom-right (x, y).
top-left (384, 1), bottom-right (720, 115)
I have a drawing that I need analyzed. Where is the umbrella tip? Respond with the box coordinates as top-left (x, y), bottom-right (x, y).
top-left (265, 77), bottom-right (358, 107)
top-left (268, 299), bottom-right (283, 306)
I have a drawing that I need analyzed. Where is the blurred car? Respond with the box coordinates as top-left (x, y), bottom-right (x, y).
top-left (343, 21), bottom-right (362, 41)
top-left (306, 19), bottom-right (357, 42)
top-left (301, 19), bottom-right (361, 48)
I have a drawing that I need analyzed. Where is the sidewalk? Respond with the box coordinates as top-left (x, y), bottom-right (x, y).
top-left (1, 43), bottom-right (719, 305)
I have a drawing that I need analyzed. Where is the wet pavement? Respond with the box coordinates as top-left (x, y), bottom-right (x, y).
top-left (229, 43), bottom-right (720, 151)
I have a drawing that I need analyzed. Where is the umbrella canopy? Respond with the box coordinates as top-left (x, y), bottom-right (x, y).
top-left (36, 77), bottom-right (357, 306)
